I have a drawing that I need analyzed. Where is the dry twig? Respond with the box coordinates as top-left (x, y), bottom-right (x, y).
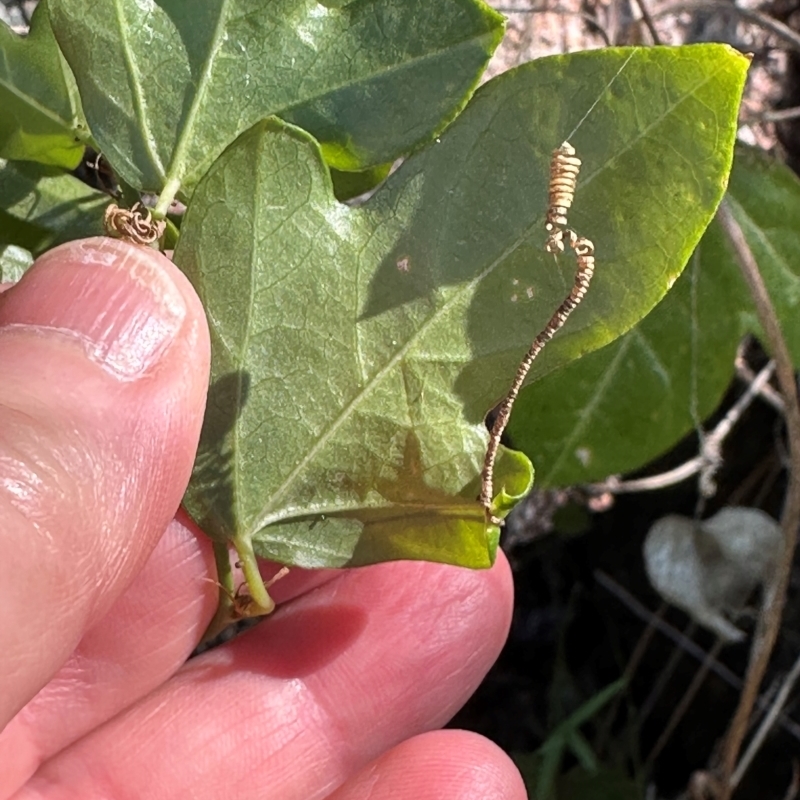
top-left (653, 1), bottom-right (800, 53)
top-left (645, 638), bottom-right (725, 769)
top-left (731, 648), bottom-right (800, 790)
top-left (630, 0), bottom-right (661, 45)
top-left (595, 570), bottom-right (800, 743)
top-left (714, 200), bottom-right (800, 799)
top-left (585, 361), bottom-right (776, 496)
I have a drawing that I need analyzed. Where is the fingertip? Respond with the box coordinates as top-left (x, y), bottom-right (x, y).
top-left (328, 730), bottom-right (527, 800)
top-left (2, 237), bottom-right (209, 381)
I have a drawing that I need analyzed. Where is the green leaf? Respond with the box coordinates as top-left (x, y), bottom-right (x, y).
top-left (0, 208), bottom-right (52, 254)
top-left (564, 731), bottom-right (598, 773)
top-left (553, 679), bottom-right (625, 733)
top-left (532, 680), bottom-right (625, 800)
top-left (536, 740), bottom-right (565, 800)
top-left (508, 144), bottom-right (796, 487)
top-left (725, 145), bottom-right (800, 362)
top-left (175, 45), bottom-right (746, 573)
top-left (49, 0), bottom-right (504, 203)
top-left (512, 752), bottom-right (545, 792)
top-left (514, 757), bottom-right (642, 800)
top-left (0, 158), bottom-right (107, 255)
top-left (0, 243), bottom-right (33, 282)
top-left (0, 0), bottom-right (88, 168)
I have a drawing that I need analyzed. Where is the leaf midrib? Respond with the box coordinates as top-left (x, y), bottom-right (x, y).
top-left (113, 0), bottom-right (165, 181)
top-left (232, 130), bottom-right (264, 558)
top-left (163, 0), bottom-right (233, 190)
top-left (247, 209), bottom-right (544, 533)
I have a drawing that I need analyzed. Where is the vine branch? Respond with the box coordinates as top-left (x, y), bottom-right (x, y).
top-left (714, 200), bottom-right (800, 798)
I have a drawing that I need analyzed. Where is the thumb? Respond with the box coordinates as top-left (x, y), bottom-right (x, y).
top-left (0, 237), bottom-right (210, 726)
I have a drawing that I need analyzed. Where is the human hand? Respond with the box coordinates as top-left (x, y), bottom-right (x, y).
top-left (0, 238), bottom-right (524, 799)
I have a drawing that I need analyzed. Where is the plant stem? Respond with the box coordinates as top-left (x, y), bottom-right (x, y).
top-left (645, 637), bottom-right (724, 769)
top-left (233, 534), bottom-right (275, 613)
top-left (732, 648), bottom-right (800, 789)
top-left (715, 200), bottom-right (800, 799)
top-left (631, 0), bottom-right (661, 45)
top-left (595, 570), bottom-right (800, 743)
top-left (201, 541), bottom-right (236, 642)
top-left (585, 361), bottom-right (776, 496)
top-left (154, 177), bottom-right (182, 218)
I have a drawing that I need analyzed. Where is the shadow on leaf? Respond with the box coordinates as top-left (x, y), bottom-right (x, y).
top-left (190, 370), bottom-right (251, 541)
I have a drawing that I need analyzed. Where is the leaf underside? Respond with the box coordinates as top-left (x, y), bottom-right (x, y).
top-left (175, 45), bottom-right (747, 569)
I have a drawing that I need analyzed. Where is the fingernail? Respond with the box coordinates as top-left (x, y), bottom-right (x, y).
top-left (0, 238), bottom-right (188, 379)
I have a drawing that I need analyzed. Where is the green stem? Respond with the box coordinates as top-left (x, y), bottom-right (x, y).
top-left (200, 541), bottom-right (236, 643)
top-left (153, 177), bottom-right (182, 218)
top-left (233, 534), bottom-right (274, 613)
top-left (162, 217), bottom-right (181, 251)
top-left (213, 539), bottom-right (234, 594)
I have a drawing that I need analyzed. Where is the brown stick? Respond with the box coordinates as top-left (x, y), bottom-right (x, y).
top-left (714, 200), bottom-right (800, 799)
top-left (630, 0), bottom-right (662, 45)
top-left (653, 1), bottom-right (800, 54)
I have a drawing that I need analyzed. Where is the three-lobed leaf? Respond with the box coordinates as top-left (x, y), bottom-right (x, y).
top-left (175, 45), bottom-right (747, 571)
top-left (177, 116), bottom-right (532, 570)
top-left (49, 0), bottom-right (504, 204)
top-left (508, 145), bottom-right (800, 487)
top-left (0, 0), bottom-right (88, 168)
